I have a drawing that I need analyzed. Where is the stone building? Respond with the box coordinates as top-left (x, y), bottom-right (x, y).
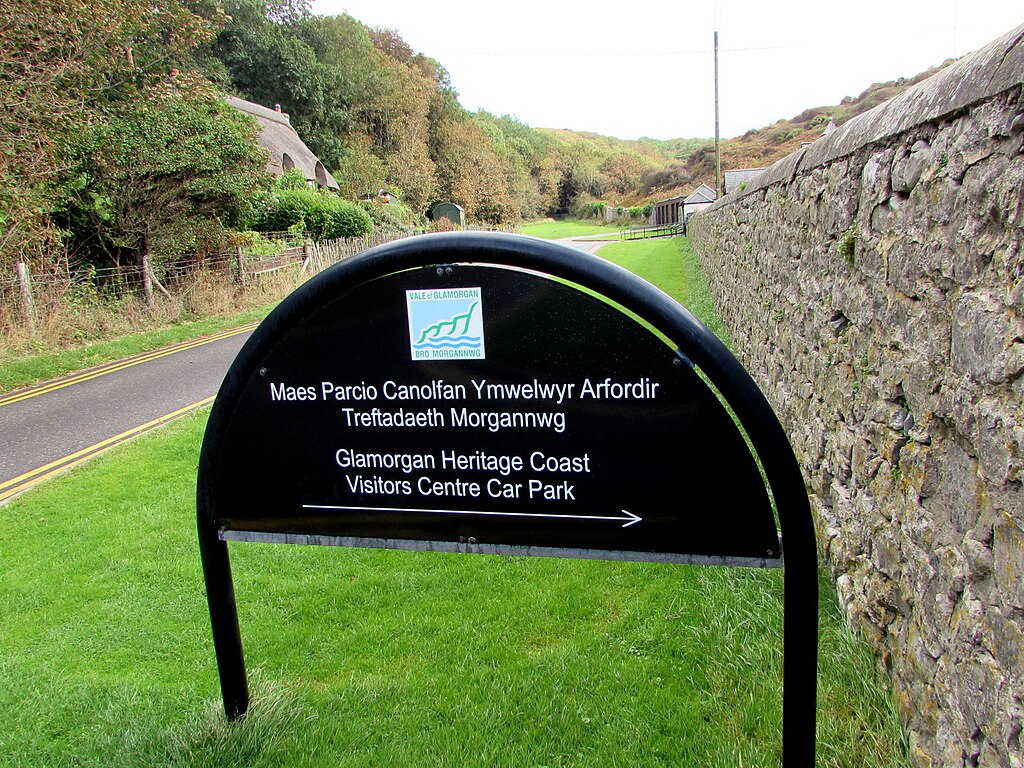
top-left (723, 167), bottom-right (766, 196)
top-left (683, 183), bottom-right (718, 220)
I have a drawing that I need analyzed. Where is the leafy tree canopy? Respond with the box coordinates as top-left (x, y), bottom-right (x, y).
top-left (0, 0), bottom-right (218, 268)
top-left (60, 74), bottom-right (271, 266)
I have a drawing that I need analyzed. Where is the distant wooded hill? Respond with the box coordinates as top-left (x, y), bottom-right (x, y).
top-left (191, 0), bottom-right (950, 216)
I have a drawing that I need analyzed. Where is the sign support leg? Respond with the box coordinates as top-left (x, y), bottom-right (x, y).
top-left (783, 554), bottom-right (819, 766)
top-left (198, 525), bottom-right (249, 719)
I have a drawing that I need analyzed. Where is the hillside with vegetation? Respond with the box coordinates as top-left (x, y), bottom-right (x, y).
top-left (636, 62), bottom-right (953, 201)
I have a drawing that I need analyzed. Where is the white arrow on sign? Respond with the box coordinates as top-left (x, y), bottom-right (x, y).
top-left (302, 504), bottom-right (643, 528)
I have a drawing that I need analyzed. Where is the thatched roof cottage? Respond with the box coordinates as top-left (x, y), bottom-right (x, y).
top-left (226, 96), bottom-right (338, 189)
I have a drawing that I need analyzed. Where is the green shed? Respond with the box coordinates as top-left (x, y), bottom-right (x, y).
top-left (432, 202), bottom-right (465, 227)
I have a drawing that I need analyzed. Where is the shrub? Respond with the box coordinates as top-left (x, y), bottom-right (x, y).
top-left (229, 230), bottom-right (284, 257)
top-left (573, 199), bottom-right (607, 219)
top-left (428, 216), bottom-right (460, 233)
top-left (359, 198), bottom-right (422, 232)
top-left (274, 168), bottom-right (311, 191)
top-left (250, 188), bottom-right (311, 232)
top-left (792, 107), bottom-right (827, 124)
top-left (322, 197), bottom-right (373, 239)
top-left (252, 188), bottom-right (372, 239)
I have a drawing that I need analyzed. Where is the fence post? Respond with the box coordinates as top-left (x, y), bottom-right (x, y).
top-left (235, 246), bottom-right (246, 287)
top-left (300, 241), bottom-right (313, 273)
top-left (141, 253), bottom-right (155, 307)
top-left (15, 260), bottom-right (35, 332)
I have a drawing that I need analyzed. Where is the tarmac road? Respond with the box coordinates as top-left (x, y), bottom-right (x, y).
top-left (0, 236), bottom-right (612, 504)
top-left (557, 235), bottom-right (610, 255)
top-left (0, 325), bottom-right (254, 503)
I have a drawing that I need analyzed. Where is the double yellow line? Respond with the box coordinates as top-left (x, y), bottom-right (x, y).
top-left (0, 323), bottom-right (256, 409)
top-left (0, 397), bottom-right (215, 504)
top-left (0, 323), bottom-right (255, 504)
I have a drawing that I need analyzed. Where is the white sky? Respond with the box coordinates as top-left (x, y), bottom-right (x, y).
top-left (310, 0), bottom-right (1023, 140)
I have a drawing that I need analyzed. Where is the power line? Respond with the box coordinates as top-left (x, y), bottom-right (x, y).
top-left (439, 44), bottom-right (803, 59)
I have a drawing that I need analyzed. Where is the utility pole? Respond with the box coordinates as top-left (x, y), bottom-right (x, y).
top-left (714, 29), bottom-right (722, 199)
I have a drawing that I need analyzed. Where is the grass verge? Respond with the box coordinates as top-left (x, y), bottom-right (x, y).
top-left (592, 236), bottom-right (732, 347)
top-left (0, 409), bottom-right (909, 767)
top-left (0, 304), bottom-right (276, 394)
top-left (521, 219), bottom-right (623, 240)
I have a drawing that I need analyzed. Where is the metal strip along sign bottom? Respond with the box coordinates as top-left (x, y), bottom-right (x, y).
top-left (196, 232), bottom-right (818, 766)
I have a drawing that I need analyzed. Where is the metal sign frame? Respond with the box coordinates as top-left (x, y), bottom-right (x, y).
top-left (197, 231), bottom-right (818, 766)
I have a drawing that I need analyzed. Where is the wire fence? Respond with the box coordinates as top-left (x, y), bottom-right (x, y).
top-left (1, 225), bottom-right (520, 337)
top-left (0, 230), bottom-right (409, 335)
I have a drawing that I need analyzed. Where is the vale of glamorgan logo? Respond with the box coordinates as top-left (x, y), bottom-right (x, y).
top-left (406, 287), bottom-right (485, 360)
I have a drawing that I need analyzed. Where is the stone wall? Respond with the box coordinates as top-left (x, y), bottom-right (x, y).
top-left (690, 25), bottom-right (1024, 768)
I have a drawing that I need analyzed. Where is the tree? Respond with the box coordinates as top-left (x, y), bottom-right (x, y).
top-left (474, 113), bottom-right (552, 219)
top-left (333, 136), bottom-right (388, 199)
top-left (210, 12), bottom-right (326, 133)
top-left (359, 43), bottom-right (437, 212)
top-left (600, 152), bottom-right (652, 196)
top-left (429, 112), bottom-right (517, 224)
top-left (250, 186), bottom-right (373, 239)
top-left (0, 0), bottom-right (214, 270)
top-left (293, 14), bottom-right (379, 170)
top-left (368, 27), bottom-right (414, 64)
top-left (61, 75), bottom-right (270, 286)
top-left (556, 144), bottom-right (605, 214)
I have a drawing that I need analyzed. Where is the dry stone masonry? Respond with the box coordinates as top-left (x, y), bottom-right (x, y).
top-left (690, 25), bottom-right (1024, 768)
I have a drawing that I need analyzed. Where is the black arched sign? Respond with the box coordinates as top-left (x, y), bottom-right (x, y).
top-left (197, 232), bottom-right (818, 766)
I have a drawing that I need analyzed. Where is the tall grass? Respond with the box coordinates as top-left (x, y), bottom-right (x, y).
top-left (1, 264), bottom-right (299, 360)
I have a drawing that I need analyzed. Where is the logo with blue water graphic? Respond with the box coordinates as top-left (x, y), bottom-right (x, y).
top-left (406, 287), bottom-right (485, 360)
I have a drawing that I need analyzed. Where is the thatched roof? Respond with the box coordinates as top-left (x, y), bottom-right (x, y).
top-left (226, 96), bottom-right (338, 189)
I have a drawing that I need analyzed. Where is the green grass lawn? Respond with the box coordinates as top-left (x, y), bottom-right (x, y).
top-left (596, 236), bottom-right (732, 344)
top-left (0, 237), bottom-right (910, 766)
top-left (521, 219), bottom-right (623, 240)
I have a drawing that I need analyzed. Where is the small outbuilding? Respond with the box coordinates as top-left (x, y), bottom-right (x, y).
top-left (683, 183), bottom-right (718, 221)
top-left (723, 168), bottom-right (766, 196)
top-left (432, 202), bottom-right (466, 227)
top-left (226, 96), bottom-right (338, 190)
top-left (651, 183), bottom-right (719, 226)
top-left (651, 195), bottom-right (686, 226)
